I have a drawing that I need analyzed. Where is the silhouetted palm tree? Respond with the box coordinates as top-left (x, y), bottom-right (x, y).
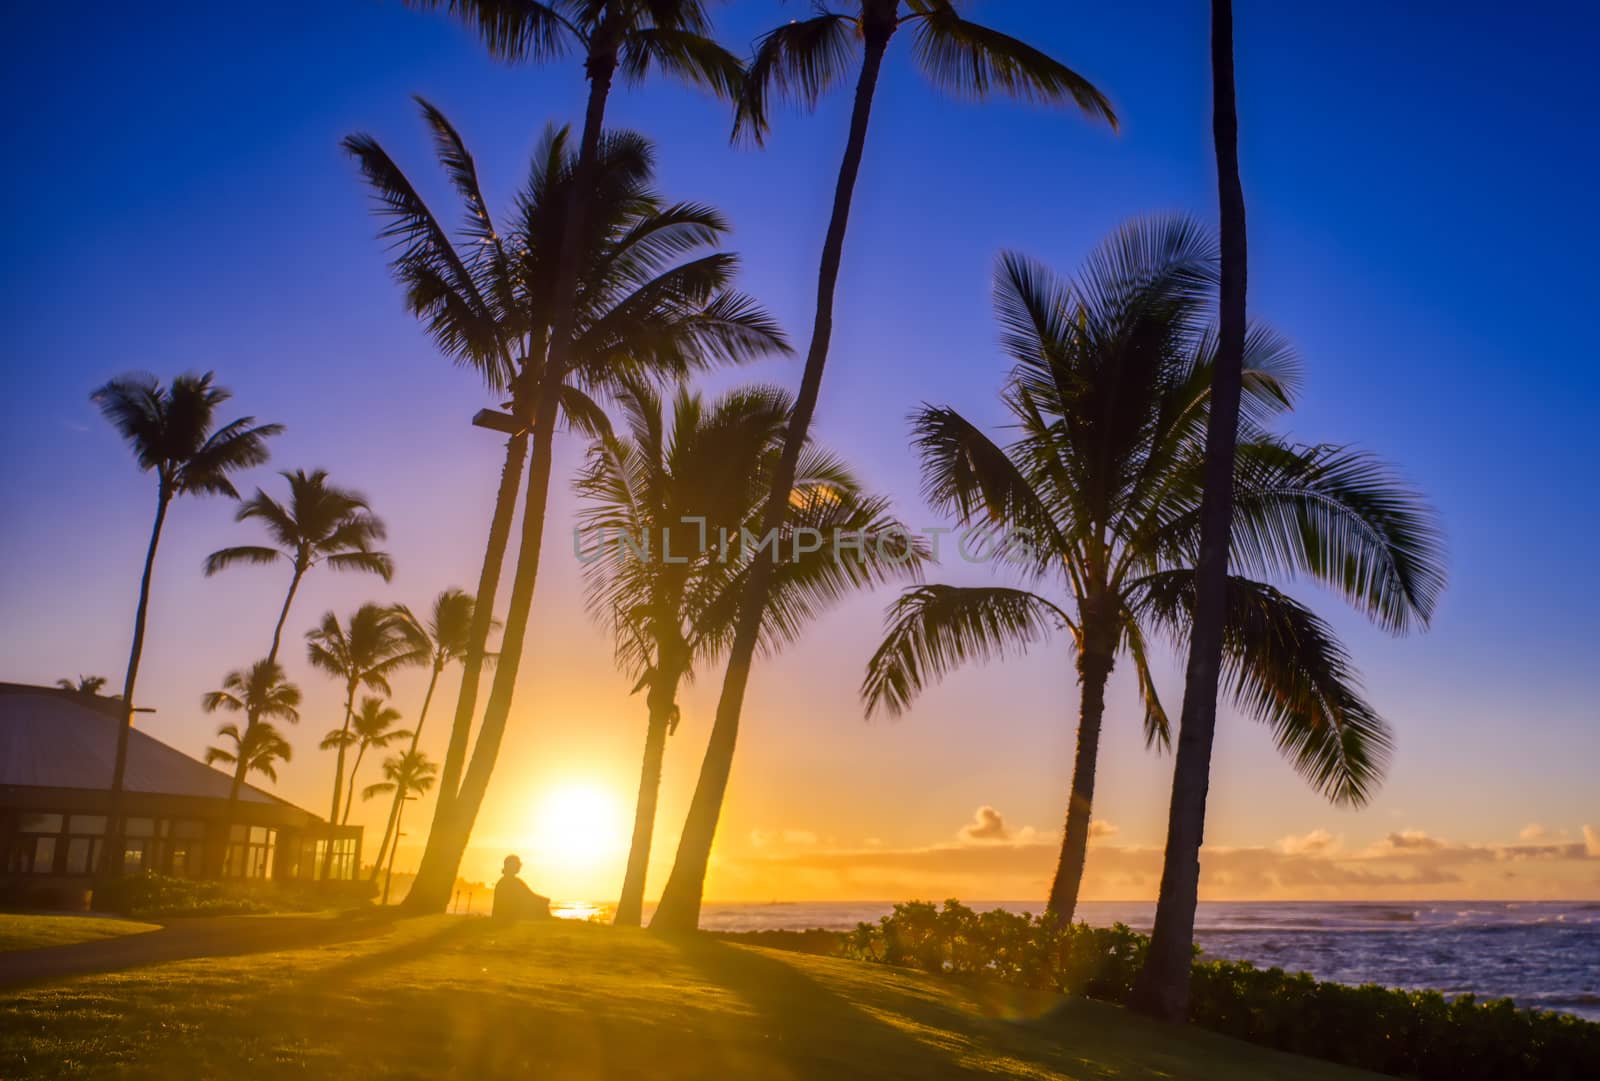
top-left (861, 217), bottom-right (1447, 926)
top-left (205, 468), bottom-right (393, 663)
top-left (306, 606), bottom-right (424, 833)
top-left (362, 750), bottom-right (438, 905)
top-left (91, 371), bottom-right (280, 874)
top-left (205, 722), bottom-right (293, 784)
top-left (331, 696), bottom-right (408, 825)
top-left (204, 659), bottom-right (304, 869)
top-left (56, 675), bottom-right (111, 696)
top-left (577, 380), bottom-right (925, 925)
top-left (347, 105), bottom-right (789, 912)
top-left (370, 590), bottom-right (491, 879)
top-left (652, 0), bottom-right (1117, 932)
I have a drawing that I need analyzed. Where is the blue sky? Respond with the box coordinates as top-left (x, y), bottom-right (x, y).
top-left (2, 1), bottom-right (1596, 897)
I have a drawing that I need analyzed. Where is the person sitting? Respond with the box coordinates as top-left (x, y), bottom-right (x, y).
top-left (492, 854), bottom-right (551, 921)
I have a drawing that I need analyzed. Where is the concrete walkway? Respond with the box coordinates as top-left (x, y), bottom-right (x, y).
top-left (0, 913), bottom-right (389, 991)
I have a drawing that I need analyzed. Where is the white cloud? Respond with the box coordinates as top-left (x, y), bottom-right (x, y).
top-left (1520, 823), bottom-right (1550, 841)
top-left (1585, 825), bottom-right (1600, 858)
top-left (1279, 829), bottom-right (1339, 856)
top-left (959, 805), bottom-right (1011, 843)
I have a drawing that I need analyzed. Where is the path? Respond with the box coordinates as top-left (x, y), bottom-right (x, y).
top-left (0, 913), bottom-right (389, 991)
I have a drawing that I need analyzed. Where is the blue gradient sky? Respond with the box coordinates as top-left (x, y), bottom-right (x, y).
top-left (3, 1), bottom-right (1596, 898)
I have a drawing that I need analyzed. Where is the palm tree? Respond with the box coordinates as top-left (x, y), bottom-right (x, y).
top-left (204, 468), bottom-right (393, 663)
top-left (306, 606), bottom-right (424, 838)
top-left (91, 371), bottom-right (280, 875)
top-left (203, 659), bottom-right (304, 871)
top-left (1133, 0), bottom-right (1257, 1020)
top-left (205, 721), bottom-right (294, 784)
top-left (860, 217), bottom-right (1446, 928)
top-left (576, 380), bottom-right (925, 925)
top-left (651, 0), bottom-right (1117, 932)
top-left (362, 750), bottom-right (439, 905)
top-left (56, 675), bottom-right (111, 696)
top-left (333, 696), bottom-right (409, 825)
top-left (347, 105), bottom-right (789, 912)
top-left (368, 589), bottom-right (490, 880)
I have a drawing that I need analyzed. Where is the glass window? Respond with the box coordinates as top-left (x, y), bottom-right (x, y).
top-left (224, 827), bottom-right (277, 880)
top-left (65, 837), bottom-right (95, 875)
top-left (169, 842), bottom-right (201, 877)
top-left (19, 813), bottom-right (64, 834)
top-left (122, 840), bottom-right (146, 875)
top-left (124, 818), bottom-right (155, 838)
top-left (172, 819), bottom-right (205, 839)
top-left (67, 815), bottom-right (107, 835)
top-left (229, 824), bottom-right (247, 842)
top-left (249, 826), bottom-right (269, 845)
top-left (32, 836), bottom-right (57, 873)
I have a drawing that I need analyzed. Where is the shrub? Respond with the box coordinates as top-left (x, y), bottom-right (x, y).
top-left (827, 900), bottom-right (1600, 1080)
top-left (89, 872), bottom-right (376, 918)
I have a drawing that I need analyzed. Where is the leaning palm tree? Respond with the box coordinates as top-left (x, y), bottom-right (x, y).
top-left (56, 675), bottom-right (111, 696)
top-left (362, 750), bottom-right (439, 905)
top-left (347, 104), bottom-right (789, 912)
top-left (370, 589), bottom-right (491, 879)
top-left (651, 0), bottom-right (1117, 932)
top-left (306, 605), bottom-right (425, 835)
top-left (1134, 0), bottom-right (1259, 1020)
top-left (860, 217), bottom-right (1446, 928)
top-left (204, 468), bottom-right (393, 663)
top-left (91, 371), bottom-right (280, 874)
top-left (576, 380), bottom-right (925, 925)
top-left (334, 696), bottom-right (409, 824)
top-left (205, 721), bottom-right (294, 784)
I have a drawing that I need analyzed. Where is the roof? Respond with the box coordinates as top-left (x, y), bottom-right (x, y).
top-left (0, 683), bottom-right (300, 810)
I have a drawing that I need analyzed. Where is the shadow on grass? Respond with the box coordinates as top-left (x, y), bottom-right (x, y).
top-left (667, 934), bottom-right (990, 1080)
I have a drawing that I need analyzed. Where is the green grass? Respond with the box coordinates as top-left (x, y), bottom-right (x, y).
top-left (0, 916), bottom-right (1386, 1080)
top-left (0, 914), bottom-right (160, 953)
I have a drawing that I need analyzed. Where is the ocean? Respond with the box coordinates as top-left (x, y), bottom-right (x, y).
top-left (577, 899), bottom-right (1600, 1021)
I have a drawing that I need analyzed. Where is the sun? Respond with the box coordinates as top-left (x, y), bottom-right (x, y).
top-left (529, 780), bottom-right (627, 871)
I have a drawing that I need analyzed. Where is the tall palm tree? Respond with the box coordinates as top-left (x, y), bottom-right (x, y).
top-left (91, 371), bottom-right (280, 875)
top-left (1134, 0), bottom-right (1256, 1020)
top-left (362, 750), bottom-right (439, 905)
top-left (861, 218), bottom-right (1447, 927)
top-left (369, 589), bottom-right (490, 880)
top-left (306, 606), bottom-right (424, 836)
top-left (56, 675), bottom-right (111, 696)
top-left (347, 105), bottom-right (789, 912)
top-left (205, 722), bottom-right (294, 784)
top-left (204, 659), bottom-right (304, 872)
top-left (576, 380), bottom-right (925, 925)
top-left (204, 468), bottom-right (393, 663)
top-left (333, 696), bottom-right (409, 825)
top-left (651, 0), bottom-right (1117, 932)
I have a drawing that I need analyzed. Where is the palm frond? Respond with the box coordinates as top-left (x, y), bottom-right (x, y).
top-left (734, 12), bottom-right (860, 145)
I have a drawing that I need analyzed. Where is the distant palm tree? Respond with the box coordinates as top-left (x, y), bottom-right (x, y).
top-left (205, 721), bottom-right (294, 784)
top-left (203, 659), bottom-right (303, 871)
top-left (576, 380), bottom-right (925, 925)
top-left (370, 589), bottom-right (491, 879)
top-left (91, 371), bottom-right (280, 874)
top-left (56, 675), bottom-right (111, 696)
top-left (347, 105), bottom-right (789, 912)
top-left (331, 696), bottom-right (409, 825)
top-left (306, 606), bottom-right (424, 834)
top-left (652, 0), bottom-right (1117, 933)
top-left (205, 468), bottom-right (393, 663)
top-left (860, 217), bottom-right (1446, 927)
top-left (362, 750), bottom-right (439, 905)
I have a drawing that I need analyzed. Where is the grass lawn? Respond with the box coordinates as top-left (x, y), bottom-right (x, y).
top-left (0, 914), bottom-right (160, 953)
top-left (0, 915), bottom-right (1385, 1080)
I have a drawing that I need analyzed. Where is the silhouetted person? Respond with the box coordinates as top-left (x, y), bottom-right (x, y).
top-left (492, 854), bottom-right (550, 921)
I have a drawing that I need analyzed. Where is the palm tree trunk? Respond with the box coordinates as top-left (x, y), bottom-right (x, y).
top-left (614, 677), bottom-right (679, 927)
top-left (649, 17), bottom-right (895, 934)
top-left (266, 562), bottom-right (306, 667)
top-left (372, 662), bottom-right (441, 881)
top-left (369, 783), bottom-right (405, 886)
top-left (1045, 624), bottom-right (1117, 925)
top-left (1131, 0), bottom-right (1249, 1023)
top-left (403, 392), bottom-right (561, 912)
top-left (321, 686), bottom-right (358, 880)
top-left (434, 432), bottom-right (527, 821)
top-left (102, 487), bottom-right (171, 877)
top-left (341, 742), bottom-right (368, 825)
top-left (400, 39), bottom-right (620, 916)
top-left (383, 796), bottom-right (407, 905)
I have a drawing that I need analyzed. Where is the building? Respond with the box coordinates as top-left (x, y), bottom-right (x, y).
top-left (0, 682), bottom-right (360, 901)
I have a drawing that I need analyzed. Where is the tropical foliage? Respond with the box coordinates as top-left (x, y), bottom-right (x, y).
top-left (362, 750), bottom-right (440, 902)
top-left (861, 216), bottom-right (1445, 924)
top-left (55, 675), bottom-right (111, 696)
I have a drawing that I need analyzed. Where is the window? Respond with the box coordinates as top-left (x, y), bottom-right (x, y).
top-left (224, 825), bottom-right (276, 880)
top-left (19, 813), bottom-right (64, 834)
top-left (121, 840), bottom-right (147, 875)
top-left (65, 837), bottom-right (98, 875)
top-left (32, 836), bottom-right (58, 873)
top-left (329, 837), bottom-right (357, 881)
top-left (124, 817), bottom-right (155, 838)
top-left (68, 815), bottom-right (107, 835)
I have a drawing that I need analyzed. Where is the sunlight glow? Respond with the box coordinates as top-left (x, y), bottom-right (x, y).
top-left (528, 780), bottom-right (627, 872)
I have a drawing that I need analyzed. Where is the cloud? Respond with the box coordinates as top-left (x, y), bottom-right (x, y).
top-left (783, 830), bottom-right (819, 846)
top-left (1520, 823), bottom-right (1550, 841)
top-left (1088, 820), bottom-right (1119, 842)
top-left (1586, 825), bottom-right (1600, 858)
top-left (1376, 829), bottom-right (1446, 852)
top-left (1278, 829), bottom-right (1339, 856)
top-left (959, 806), bottom-right (1011, 843)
